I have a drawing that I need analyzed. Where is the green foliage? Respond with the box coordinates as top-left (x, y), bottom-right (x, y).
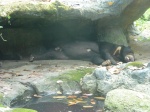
top-left (126, 61), bottom-right (144, 68)
top-left (135, 36), bottom-right (150, 42)
top-left (141, 8), bottom-right (150, 21)
top-left (7, 15), bottom-right (11, 25)
top-left (13, 108), bottom-right (37, 112)
top-left (55, 68), bottom-right (94, 82)
top-left (135, 8), bottom-right (150, 31)
top-left (7, 15), bottom-right (11, 20)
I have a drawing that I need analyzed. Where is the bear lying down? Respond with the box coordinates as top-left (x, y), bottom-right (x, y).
top-left (30, 41), bottom-right (135, 65)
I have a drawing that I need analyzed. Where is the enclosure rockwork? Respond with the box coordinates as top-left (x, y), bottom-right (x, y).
top-left (0, 0), bottom-right (150, 56)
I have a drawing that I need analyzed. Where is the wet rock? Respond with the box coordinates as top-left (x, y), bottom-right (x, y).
top-left (61, 81), bottom-right (81, 95)
top-left (81, 74), bottom-right (97, 94)
top-left (31, 71), bottom-right (83, 95)
top-left (2, 82), bottom-right (34, 107)
top-left (105, 89), bottom-right (150, 112)
top-left (31, 74), bottom-right (61, 95)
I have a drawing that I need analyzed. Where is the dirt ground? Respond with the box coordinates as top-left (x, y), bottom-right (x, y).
top-left (130, 39), bottom-right (150, 63)
top-left (0, 60), bottom-right (95, 70)
top-left (130, 25), bottom-right (150, 63)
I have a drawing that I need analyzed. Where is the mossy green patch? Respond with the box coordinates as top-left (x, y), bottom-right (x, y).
top-left (0, 1), bottom-right (72, 20)
top-left (0, 93), bottom-right (3, 99)
top-left (55, 68), bottom-right (94, 82)
top-left (0, 93), bottom-right (4, 105)
top-left (125, 61), bottom-right (144, 68)
top-left (0, 104), bottom-right (5, 107)
top-left (13, 108), bottom-right (37, 112)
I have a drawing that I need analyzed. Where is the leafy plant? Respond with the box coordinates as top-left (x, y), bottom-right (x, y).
top-left (135, 8), bottom-right (150, 31)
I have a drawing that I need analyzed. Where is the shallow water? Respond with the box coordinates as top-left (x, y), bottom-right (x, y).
top-left (23, 95), bottom-right (104, 112)
top-left (24, 101), bottom-right (104, 112)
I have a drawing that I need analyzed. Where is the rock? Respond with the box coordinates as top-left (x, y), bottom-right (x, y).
top-left (133, 84), bottom-right (150, 96)
top-left (0, 61), bottom-right (93, 108)
top-left (3, 82), bottom-right (35, 107)
top-left (0, 0), bottom-right (132, 22)
top-left (81, 74), bottom-right (97, 94)
top-left (60, 81), bottom-right (81, 95)
top-left (105, 89), bottom-right (150, 112)
top-left (95, 67), bottom-right (137, 95)
top-left (0, 107), bottom-right (12, 112)
top-left (129, 68), bottom-right (150, 83)
top-left (93, 67), bottom-right (108, 80)
top-left (147, 62), bottom-right (150, 68)
top-left (127, 23), bottom-right (141, 36)
top-left (0, 62), bottom-right (59, 107)
top-left (81, 64), bottom-right (150, 95)
top-left (1, 59), bottom-right (150, 110)
top-left (0, 107), bottom-right (37, 112)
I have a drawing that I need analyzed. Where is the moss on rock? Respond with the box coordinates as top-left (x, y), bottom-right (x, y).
top-left (126, 61), bottom-right (144, 68)
top-left (12, 108), bottom-right (37, 112)
top-left (54, 67), bottom-right (94, 82)
top-left (0, 92), bottom-right (4, 106)
top-left (0, 1), bottom-right (73, 20)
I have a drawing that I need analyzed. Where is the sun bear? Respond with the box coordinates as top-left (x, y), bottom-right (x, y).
top-left (98, 42), bottom-right (135, 65)
top-left (29, 41), bottom-right (105, 65)
top-left (30, 41), bottom-right (135, 65)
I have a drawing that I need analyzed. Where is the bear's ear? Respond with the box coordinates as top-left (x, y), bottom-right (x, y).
top-left (125, 54), bottom-right (135, 62)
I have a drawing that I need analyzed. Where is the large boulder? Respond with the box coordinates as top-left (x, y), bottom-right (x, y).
top-left (105, 89), bottom-right (150, 112)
